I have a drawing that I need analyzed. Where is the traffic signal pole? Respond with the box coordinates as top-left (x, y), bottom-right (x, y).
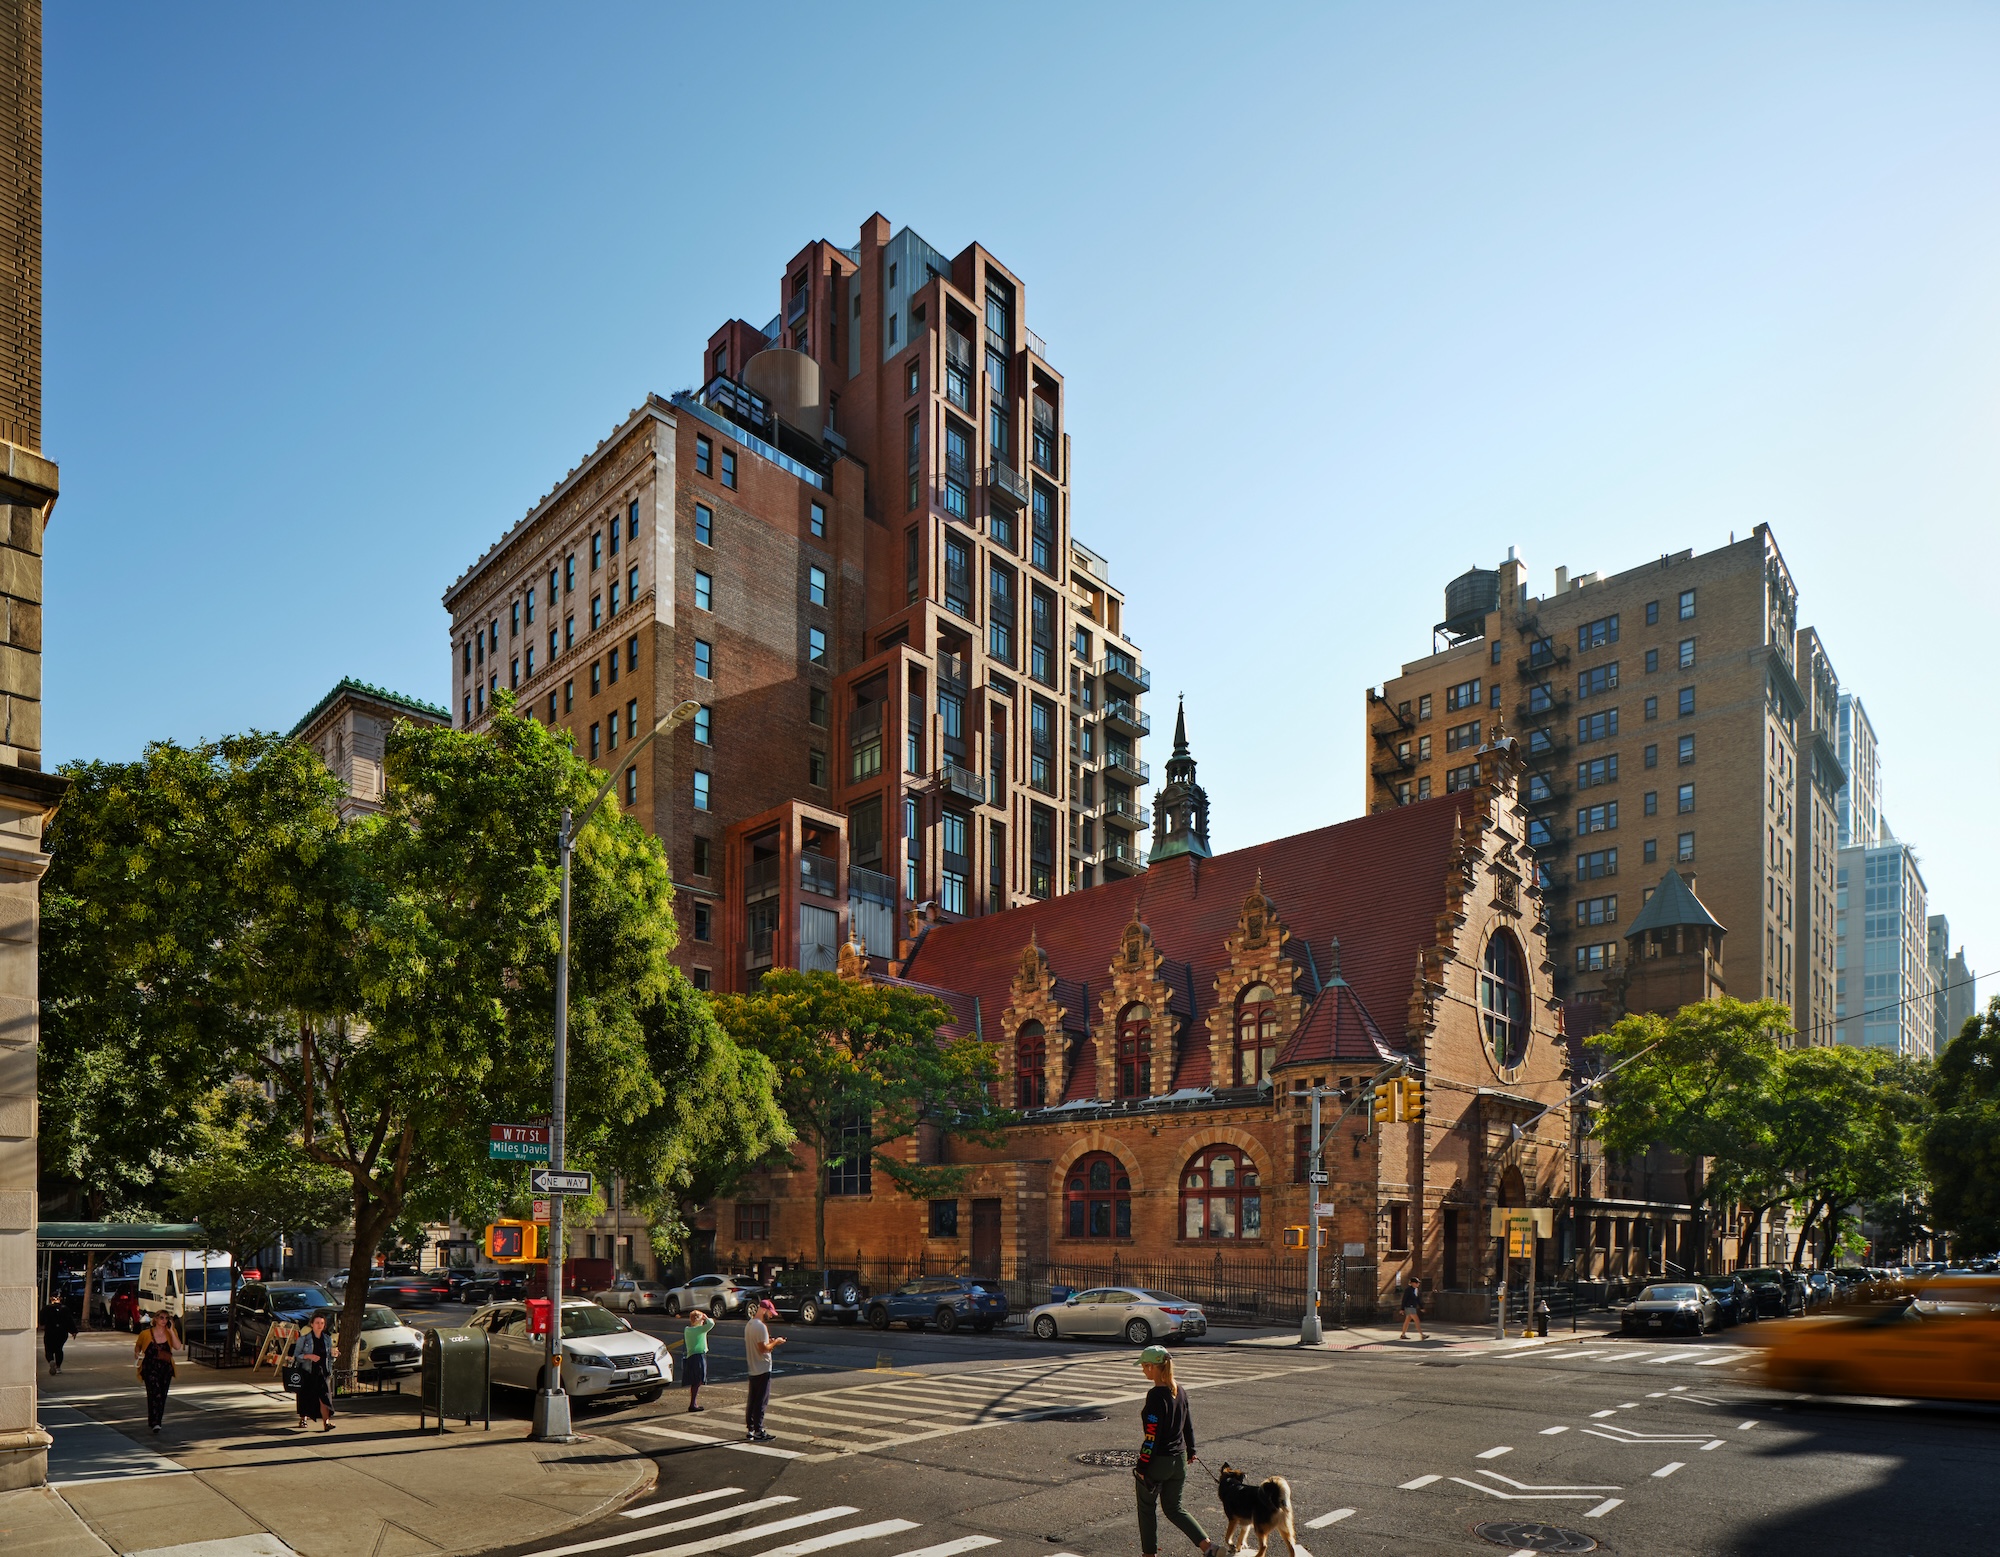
top-left (1301, 1086), bottom-right (1324, 1346)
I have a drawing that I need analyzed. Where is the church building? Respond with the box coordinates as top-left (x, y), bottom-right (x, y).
top-left (707, 713), bottom-right (1577, 1320)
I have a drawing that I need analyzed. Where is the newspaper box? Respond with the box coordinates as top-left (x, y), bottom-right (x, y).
top-left (419, 1326), bottom-right (490, 1431)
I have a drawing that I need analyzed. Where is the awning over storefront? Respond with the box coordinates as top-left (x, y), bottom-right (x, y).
top-left (37, 1222), bottom-right (208, 1251)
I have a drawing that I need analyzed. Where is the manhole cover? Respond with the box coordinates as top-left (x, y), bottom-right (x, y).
top-left (1049, 1410), bottom-right (1107, 1422)
top-left (1074, 1448), bottom-right (1141, 1467)
top-left (1473, 1522), bottom-right (1597, 1554)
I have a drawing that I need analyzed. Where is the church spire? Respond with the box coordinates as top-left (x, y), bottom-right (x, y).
top-left (1149, 697), bottom-right (1213, 864)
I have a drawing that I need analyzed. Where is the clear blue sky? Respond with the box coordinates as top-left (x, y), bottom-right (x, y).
top-left (43, 3), bottom-right (2000, 992)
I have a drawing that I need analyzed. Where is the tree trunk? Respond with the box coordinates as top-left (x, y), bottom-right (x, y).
top-left (814, 1137), bottom-right (828, 1277)
top-left (81, 1250), bottom-right (95, 1332)
top-left (1791, 1199), bottom-right (1824, 1268)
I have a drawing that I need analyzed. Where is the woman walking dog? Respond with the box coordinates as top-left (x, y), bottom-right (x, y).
top-left (1132, 1346), bottom-right (1217, 1557)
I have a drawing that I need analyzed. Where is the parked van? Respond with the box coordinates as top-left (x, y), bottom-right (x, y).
top-left (136, 1250), bottom-right (236, 1328)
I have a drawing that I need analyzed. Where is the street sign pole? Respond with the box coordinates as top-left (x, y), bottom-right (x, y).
top-left (533, 804), bottom-right (575, 1442)
top-left (1301, 1087), bottom-right (1323, 1346)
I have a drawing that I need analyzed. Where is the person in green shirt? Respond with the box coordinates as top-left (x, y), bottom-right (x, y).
top-left (682, 1307), bottom-right (713, 1413)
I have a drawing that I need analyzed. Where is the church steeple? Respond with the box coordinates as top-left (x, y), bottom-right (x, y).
top-left (1148, 697), bottom-right (1213, 864)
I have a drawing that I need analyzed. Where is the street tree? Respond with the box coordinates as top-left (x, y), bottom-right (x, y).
top-left (1924, 1002), bottom-right (2000, 1250)
top-left (1589, 997), bottom-right (1794, 1263)
top-left (711, 970), bottom-right (1008, 1273)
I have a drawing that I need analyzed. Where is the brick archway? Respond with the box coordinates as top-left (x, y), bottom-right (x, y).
top-left (1051, 1132), bottom-right (1146, 1195)
top-left (1169, 1126), bottom-right (1269, 1185)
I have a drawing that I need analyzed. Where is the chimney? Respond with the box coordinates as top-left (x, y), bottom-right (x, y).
top-left (1554, 565), bottom-right (1569, 594)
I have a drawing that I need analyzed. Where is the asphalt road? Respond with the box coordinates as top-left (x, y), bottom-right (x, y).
top-left (381, 1305), bottom-right (1999, 1557)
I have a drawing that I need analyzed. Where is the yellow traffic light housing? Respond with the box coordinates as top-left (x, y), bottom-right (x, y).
top-left (1372, 1080), bottom-right (1397, 1124)
top-left (1282, 1226), bottom-right (1308, 1249)
top-left (485, 1219), bottom-right (540, 1264)
top-left (1401, 1077), bottom-right (1425, 1122)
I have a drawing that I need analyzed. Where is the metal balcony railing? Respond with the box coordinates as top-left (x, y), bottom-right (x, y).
top-left (799, 853), bottom-right (837, 898)
top-left (1103, 795), bottom-right (1150, 827)
top-left (1098, 650), bottom-right (1150, 693)
top-left (1101, 838), bottom-right (1143, 869)
top-left (1103, 700), bottom-right (1151, 737)
top-left (786, 289), bottom-right (808, 324)
top-left (938, 651), bottom-right (968, 688)
top-left (939, 762), bottom-right (987, 803)
top-left (849, 864), bottom-right (895, 905)
top-left (1105, 749), bottom-right (1150, 783)
top-left (1025, 327), bottom-right (1047, 359)
top-left (745, 857), bottom-right (780, 901)
top-left (985, 458), bottom-right (1028, 510)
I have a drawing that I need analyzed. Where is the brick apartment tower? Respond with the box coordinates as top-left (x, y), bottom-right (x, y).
top-left (445, 215), bottom-right (1149, 994)
top-left (1364, 528), bottom-right (1841, 1046)
top-left (0, 0), bottom-right (64, 1492)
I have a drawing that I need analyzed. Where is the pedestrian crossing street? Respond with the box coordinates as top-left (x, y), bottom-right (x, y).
top-left (628, 1351), bottom-right (1331, 1464)
top-left (1488, 1340), bottom-right (1758, 1371)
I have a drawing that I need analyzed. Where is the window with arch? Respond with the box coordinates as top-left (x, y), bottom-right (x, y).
top-left (1180, 1146), bottom-right (1261, 1239)
top-left (1480, 930), bottom-right (1529, 1070)
top-left (1234, 984), bottom-right (1278, 1085)
top-left (1116, 1003), bottom-right (1152, 1098)
top-left (1015, 1022), bottom-right (1047, 1110)
top-left (1065, 1152), bottom-right (1131, 1238)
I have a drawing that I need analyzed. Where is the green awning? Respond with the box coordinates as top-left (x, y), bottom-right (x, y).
top-left (37, 1222), bottom-right (209, 1251)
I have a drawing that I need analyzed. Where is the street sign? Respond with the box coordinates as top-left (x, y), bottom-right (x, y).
top-left (1488, 1206), bottom-right (1556, 1236)
top-left (530, 1168), bottom-right (593, 1196)
top-left (531, 1200), bottom-right (550, 1223)
top-left (1343, 1242), bottom-right (1367, 1257)
top-left (1314, 1202), bottom-right (1336, 1218)
top-left (1307, 1171), bottom-right (1329, 1185)
top-left (489, 1124), bottom-right (551, 1162)
top-left (1508, 1226), bottom-right (1536, 1258)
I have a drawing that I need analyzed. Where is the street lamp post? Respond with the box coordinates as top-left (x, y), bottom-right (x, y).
top-left (533, 698), bottom-right (701, 1443)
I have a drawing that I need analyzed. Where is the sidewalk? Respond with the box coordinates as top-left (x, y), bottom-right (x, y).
top-left (0, 1330), bottom-right (654, 1557)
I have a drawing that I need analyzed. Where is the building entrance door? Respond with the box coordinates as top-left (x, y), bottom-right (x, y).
top-left (1443, 1207), bottom-right (1460, 1290)
top-left (970, 1199), bottom-right (1001, 1280)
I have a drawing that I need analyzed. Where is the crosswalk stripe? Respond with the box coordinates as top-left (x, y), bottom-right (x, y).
top-left (778, 1400), bottom-right (923, 1426)
top-left (628, 1507), bottom-right (860, 1557)
top-left (1306, 1509), bottom-right (1354, 1528)
top-left (883, 1539), bottom-right (998, 1557)
top-left (534, 1497), bottom-right (797, 1557)
top-left (750, 1521), bottom-right (920, 1557)
top-left (625, 1491), bottom-right (750, 1521)
top-left (1694, 1352), bottom-right (1747, 1366)
top-left (733, 1443), bottom-right (807, 1460)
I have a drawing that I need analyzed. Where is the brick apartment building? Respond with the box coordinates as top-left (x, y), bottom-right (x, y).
top-left (703, 726), bottom-right (1579, 1318)
top-left (443, 214), bottom-right (1151, 994)
top-left (1364, 527), bottom-right (1844, 1047)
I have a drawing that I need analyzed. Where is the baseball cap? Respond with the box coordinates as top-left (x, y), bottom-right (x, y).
top-left (757, 1298), bottom-right (778, 1316)
top-left (1133, 1345), bottom-right (1171, 1366)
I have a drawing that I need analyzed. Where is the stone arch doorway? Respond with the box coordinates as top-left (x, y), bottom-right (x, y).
top-left (1497, 1165), bottom-right (1528, 1207)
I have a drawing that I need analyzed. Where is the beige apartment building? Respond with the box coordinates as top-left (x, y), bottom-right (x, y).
top-left (291, 678), bottom-right (451, 822)
top-left (1067, 538), bottom-right (1148, 888)
top-left (1365, 527), bottom-right (1840, 1045)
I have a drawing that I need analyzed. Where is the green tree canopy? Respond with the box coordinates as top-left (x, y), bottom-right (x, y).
top-left (1924, 1002), bottom-right (2000, 1250)
top-left (711, 970), bottom-right (1008, 1271)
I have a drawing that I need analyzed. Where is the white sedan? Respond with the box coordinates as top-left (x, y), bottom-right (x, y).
top-left (1027, 1287), bottom-right (1209, 1345)
top-left (340, 1304), bottom-right (424, 1377)
top-left (467, 1299), bottom-right (673, 1402)
top-left (663, 1273), bottom-right (765, 1318)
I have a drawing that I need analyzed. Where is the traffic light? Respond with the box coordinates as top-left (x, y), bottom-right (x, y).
top-left (1283, 1226), bottom-right (1308, 1249)
top-left (1401, 1077), bottom-right (1425, 1122)
top-left (485, 1219), bottom-right (540, 1264)
top-left (1373, 1080), bottom-right (1398, 1124)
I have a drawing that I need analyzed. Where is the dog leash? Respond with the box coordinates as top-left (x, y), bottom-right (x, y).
top-left (1190, 1454), bottom-right (1224, 1489)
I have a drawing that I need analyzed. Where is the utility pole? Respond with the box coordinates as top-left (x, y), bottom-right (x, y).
top-left (1301, 1087), bottom-right (1324, 1346)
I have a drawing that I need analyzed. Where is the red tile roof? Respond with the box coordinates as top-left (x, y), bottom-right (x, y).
top-left (900, 795), bottom-right (1472, 1074)
top-left (1274, 975), bottom-right (1402, 1068)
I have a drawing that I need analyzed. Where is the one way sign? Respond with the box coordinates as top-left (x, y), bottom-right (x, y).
top-left (529, 1168), bottom-right (593, 1196)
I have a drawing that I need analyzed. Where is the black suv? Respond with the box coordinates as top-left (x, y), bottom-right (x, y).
top-left (1736, 1267), bottom-right (1805, 1318)
top-left (459, 1270), bottom-right (528, 1305)
top-left (1694, 1273), bottom-right (1758, 1327)
top-left (764, 1268), bottom-right (866, 1326)
top-left (231, 1281), bottom-right (336, 1355)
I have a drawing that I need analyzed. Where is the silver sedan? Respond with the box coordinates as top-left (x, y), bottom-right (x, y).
top-left (1028, 1287), bottom-right (1209, 1345)
top-left (592, 1277), bottom-right (673, 1314)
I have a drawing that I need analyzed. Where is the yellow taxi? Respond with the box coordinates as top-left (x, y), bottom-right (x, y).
top-left (1759, 1276), bottom-right (2000, 1402)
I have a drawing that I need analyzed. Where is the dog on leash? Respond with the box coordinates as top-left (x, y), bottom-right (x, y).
top-left (1214, 1465), bottom-right (1306, 1557)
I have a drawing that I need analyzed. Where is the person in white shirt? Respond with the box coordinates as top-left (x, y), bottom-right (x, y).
top-left (743, 1298), bottom-right (785, 1442)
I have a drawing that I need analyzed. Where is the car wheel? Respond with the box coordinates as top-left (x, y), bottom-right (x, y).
top-left (632, 1386), bottom-right (663, 1404)
top-left (936, 1308), bottom-right (960, 1334)
top-left (869, 1305), bottom-right (891, 1330)
top-left (1125, 1318), bottom-right (1153, 1346)
top-left (837, 1281), bottom-right (862, 1307)
top-left (664, 1296), bottom-right (680, 1316)
top-left (709, 1298), bottom-right (728, 1319)
top-left (800, 1299), bottom-right (820, 1325)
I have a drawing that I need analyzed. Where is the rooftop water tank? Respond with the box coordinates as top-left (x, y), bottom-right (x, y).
top-left (1443, 567), bottom-right (1501, 639)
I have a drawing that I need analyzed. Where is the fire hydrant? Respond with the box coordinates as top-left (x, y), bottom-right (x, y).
top-left (1536, 1300), bottom-right (1551, 1337)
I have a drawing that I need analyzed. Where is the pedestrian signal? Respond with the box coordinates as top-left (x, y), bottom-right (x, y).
top-left (485, 1219), bottom-right (539, 1264)
top-left (1283, 1226), bottom-right (1308, 1249)
top-left (1372, 1080), bottom-right (1398, 1124)
top-left (1401, 1077), bottom-right (1425, 1122)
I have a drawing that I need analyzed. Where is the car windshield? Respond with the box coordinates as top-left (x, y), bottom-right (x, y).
top-left (634, 1281), bottom-right (666, 1293)
top-left (1639, 1286), bottom-right (1700, 1302)
top-left (1139, 1290), bottom-right (1191, 1305)
top-left (561, 1304), bottom-right (631, 1337)
top-left (360, 1306), bottom-right (402, 1331)
top-left (1699, 1278), bottom-right (1734, 1291)
top-left (271, 1287), bottom-right (333, 1312)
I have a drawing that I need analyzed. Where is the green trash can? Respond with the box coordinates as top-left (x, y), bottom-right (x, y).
top-left (419, 1326), bottom-right (490, 1431)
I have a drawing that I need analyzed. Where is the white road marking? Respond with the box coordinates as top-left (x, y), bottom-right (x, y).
top-left (1305, 1510), bottom-right (1354, 1529)
top-left (1668, 1386), bottom-right (1687, 1392)
top-left (1701, 1440), bottom-right (1725, 1451)
top-left (1590, 1410), bottom-right (1617, 1419)
top-left (1583, 1498), bottom-right (1623, 1519)
top-left (884, 1541), bottom-right (999, 1557)
top-left (1475, 1471), bottom-right (1623, 1492)
top-left (1738, 1420), bottom-right (1760, 1430)
top-left (1399, 1474), bottom-right (1440, 1490)
top-left (733, 1443), bottom-right (807, 1460)
top-left (1448, 1480), bottom-right (1612, 1502)
top-left (626, 1507), bottom-right (859, 1557)
top-left (1477, 1446), bottom-right (1513, 1459)
top-left (624, 1492), bottom-right (750, 1521)
top-left (1694, 1352), bottom-right (1745, 1365)
top-left (750, 1521), bottom-right (921, 1557)
top-left (1582, 1425), bottom-right (1722, 1444)
top-left (535, 1498), bottom-right (799, 1557)
top-left (1646, 1392), bottom-right (1666, 1398)
top-left (1653, 1462), bottom-right (1685, 1478)
top-left (1539, 1426), bottom-right (1569, 1436)
top-left (1617, 1402), bottom-right (1639, 1409)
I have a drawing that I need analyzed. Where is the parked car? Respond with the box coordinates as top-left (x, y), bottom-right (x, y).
top-left (467, 1298), bottom-right (672, 1403)
top-left (592, 1276), bottom-right (674, 1314)
top-left (231, 1281), bottom-right (336, 1355)
top-left (368, 1272), bottom-right (450, 1308)
top-left (1735, 1267), bottom-right (1804, 1318)
top-left (763, 1268), bottom-right (866, 1326)
top-left (663, 1273), bottom-right (766, 1318)
top-left (459, 1270), bottom-right (528, 1305)
top-left (1620, 1283), bottom-right (1722, 1337)
top-left (1028, 1286), bottom-right (1209, 1345)
top-left (1803, 1270), bottom-right (1836, 1311)
top-left (1694, 1274), bottom-right (1757, 1327)
top-left (865, 1276), bottom-right (1009, 1334)
top-left (317, 1304), bottom-right (425, 1377)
